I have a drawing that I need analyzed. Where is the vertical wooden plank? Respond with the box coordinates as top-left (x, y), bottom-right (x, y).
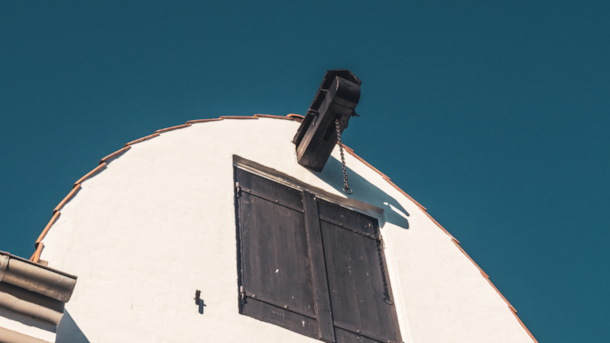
top-left (322, 207), bottom-right (401, 343)
top-left (275, 205), bottom-right (315, 316)
top-left (366, 236), bottom-right (403, 343)
top-left (240, 193), bottom-right (263, 297)
top-left (357, 235), bottom-right (395, 340)
top-left (293, 208), bottom-right (316, 316)
top-left (275, 205), bottom-right (300, 309)
top-left (345, 231), bottom-right (381, 334)
top-left (320, 221), bottom-right (362, 330)
top-left (257, 196), bottom-right (282, 299)
top-left (303, 191), bottom-right (336, 343)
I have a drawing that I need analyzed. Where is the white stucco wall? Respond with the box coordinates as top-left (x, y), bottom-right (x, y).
top-left (0, 307), bottom-right (56, 342)
top-left (40, 117), bottom-right (533, 343)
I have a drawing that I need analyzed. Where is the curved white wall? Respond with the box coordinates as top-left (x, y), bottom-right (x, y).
top-left (40, 117), bottom-right (533, 343)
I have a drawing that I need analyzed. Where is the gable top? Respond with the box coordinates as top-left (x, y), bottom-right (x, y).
top-left (28, 113), bottom-right (537, 343)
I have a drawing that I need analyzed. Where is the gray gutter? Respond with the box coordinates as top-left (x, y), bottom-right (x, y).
top-left (0, 251), bottom-right (77, 342)
top-left (0, 282), bottom-right (64, 325)
top-left (0, 251), bottom-right (77, 302)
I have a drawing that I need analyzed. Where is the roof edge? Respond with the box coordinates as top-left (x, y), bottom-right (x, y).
top-left (0, 251), bottom-right (77, 302)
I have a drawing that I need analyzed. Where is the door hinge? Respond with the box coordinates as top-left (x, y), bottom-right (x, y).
top-left (235, 182), bottom-right (241, 198)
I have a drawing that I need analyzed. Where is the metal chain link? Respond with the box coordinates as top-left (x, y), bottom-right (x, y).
top-left (335, 119), bottom-right (353, 194)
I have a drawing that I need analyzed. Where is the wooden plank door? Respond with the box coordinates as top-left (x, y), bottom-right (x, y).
top-left (236, 168), bottom-right (318, 339)
top-left (317, 199), bottom-right (402, 343)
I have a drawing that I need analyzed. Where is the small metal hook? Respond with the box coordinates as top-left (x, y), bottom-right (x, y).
top-left (194, 290), bottom-right (201, 305)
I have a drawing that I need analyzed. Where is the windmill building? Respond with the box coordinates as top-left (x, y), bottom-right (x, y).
top-left (0, 70), bottom-right (536, 343)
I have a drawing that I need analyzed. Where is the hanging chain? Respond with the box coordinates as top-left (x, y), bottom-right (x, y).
top-left (335, 119), bottom-right (353, 194)
top-left (376, 238), bottom-right (393, 305)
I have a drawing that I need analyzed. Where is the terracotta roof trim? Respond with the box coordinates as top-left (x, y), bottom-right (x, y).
top-left (511, 310), bottom-right (539, 343)
top-left (28, 113), bottom-right (536, 342)
top-left (342, 144), bottom-right (389, 179)
top-left (99, 146), bottom-right (131, 165)
top-left (186, 118), bottom-right (224, 124)
top-left (35, 211), bottom-right (60, 249)
top-left (155, 123), bottom-right (192, 134)
top-left (421, 209), bottom-right (458, 243)
top-left (220, 116), bottom-right (258, 120)
top-left (486, 278), bottom-right (518, 314)
top-left (124, 132), bottom-right (160, 147)
top-left (452, 239), bottom-right (489, 278)
top-left (30, 243), bottom-right (43, 263)
top-left (74, 163), bottom-right (107, 188)
top-left (53, 185), bottom-right (81, 214)
top-left (254, 114), bottom-right (295, 120)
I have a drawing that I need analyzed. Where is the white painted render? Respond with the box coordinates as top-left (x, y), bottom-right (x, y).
top-left (0, 307), bottom-right (55, 342)
top-left (39, 117), bottom-right (534, 343)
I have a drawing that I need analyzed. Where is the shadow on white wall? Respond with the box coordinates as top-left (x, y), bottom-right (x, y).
top-left (56, 310), bottom-right (90, 343)
top-left (314, 157), bottom-right (410, 229)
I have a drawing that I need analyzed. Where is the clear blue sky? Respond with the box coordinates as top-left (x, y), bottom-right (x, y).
top-left (1, 1), bottom-right (608, 341)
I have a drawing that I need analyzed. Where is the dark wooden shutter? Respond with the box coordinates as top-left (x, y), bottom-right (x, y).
top-left (235, 168), bottom-right (319, 339)
top-left (235, 167), bottom-right (401, 343)
top-left (317, 199), bottom-right (402, 343)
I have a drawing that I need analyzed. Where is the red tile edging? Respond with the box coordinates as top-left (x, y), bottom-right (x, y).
top-left (156, 123), bottom-right (192, 134)
top-left (53, 185), bottom-right (80, 214)
top-left (74, 163), bottom-right (106, 188)
top-left (220, 116), bottom-right (258, 120)
top-left (30, 243), bottom-right (43, 263)
top-left (187, 118), bottom-right (224, 124)
top-left (254, 114), bottom-right (295, 120)
top-left (35, 211), bottom-right (60, 248)
top-left (125, 132), bottom-right (160, 147)
top-left (511, 310), bottom-right (539, 343)
top-left (100, 146), bottom-right (131, 165)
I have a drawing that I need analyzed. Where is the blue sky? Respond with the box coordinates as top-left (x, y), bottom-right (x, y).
top-left (1, 1), bottom-right (609, 341)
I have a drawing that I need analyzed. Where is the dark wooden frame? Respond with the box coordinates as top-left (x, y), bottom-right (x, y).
top-left (303, 191), bottom-right (335, 342)
top-left (233, 156), bottom-right (402, 343)
top-left (233, 155), bottom-right (383, 220)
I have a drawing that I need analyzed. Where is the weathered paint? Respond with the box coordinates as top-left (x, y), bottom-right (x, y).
top-left (39, 118), bottom-right (534, 343)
